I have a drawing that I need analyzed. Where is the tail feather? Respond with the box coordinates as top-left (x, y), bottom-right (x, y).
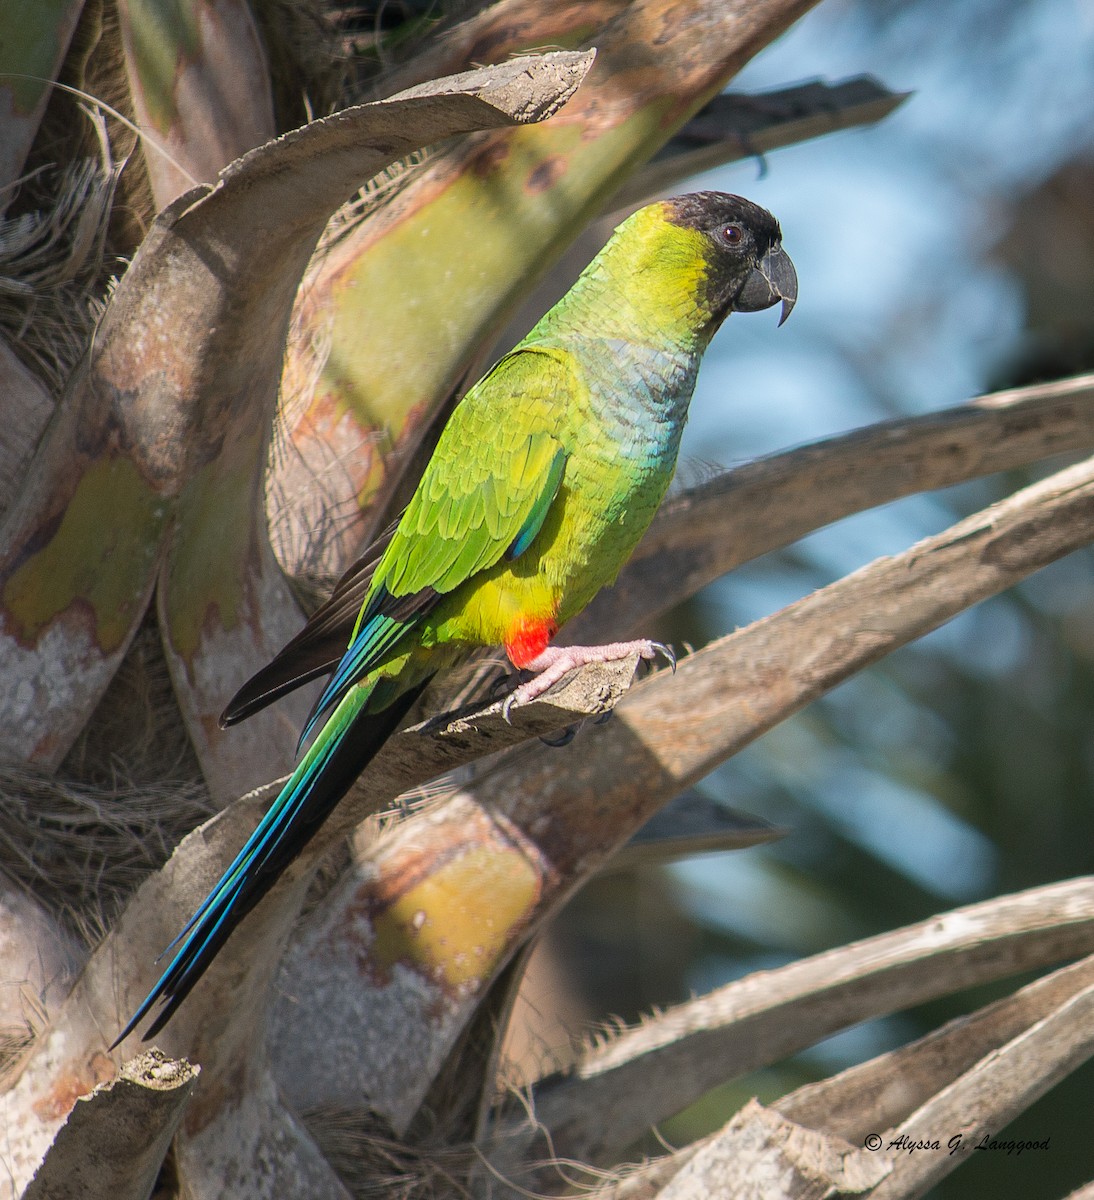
top-left (296, 612), bottom-right (407, 753)
top-left (114, 680), bottom-right (427, 1047)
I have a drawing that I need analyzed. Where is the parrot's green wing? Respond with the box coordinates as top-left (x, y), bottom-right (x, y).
top-left (297, 349), bottom-right (573, 741)
top-left (369, 347), bottom-right (572, 604)
top-left (376, 430), bottom-right (564, 601)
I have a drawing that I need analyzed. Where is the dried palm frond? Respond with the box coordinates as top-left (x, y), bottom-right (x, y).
top-left (0, 106), bottom-right (120, 391)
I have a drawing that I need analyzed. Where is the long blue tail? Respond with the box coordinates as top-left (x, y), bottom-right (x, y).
top-left (114, 681), bottom-right (424, 1045)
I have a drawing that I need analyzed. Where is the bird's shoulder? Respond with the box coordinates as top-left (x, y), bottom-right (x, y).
top-left (447, 340), bottom-right (585, 434)
top-left (371, 348), bottom-right (579, 599)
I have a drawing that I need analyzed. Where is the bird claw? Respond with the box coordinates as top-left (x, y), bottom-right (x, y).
top-left (502, 639), bottom-right (675, 724)
top-left (646, 641), bottom-right (677, 672)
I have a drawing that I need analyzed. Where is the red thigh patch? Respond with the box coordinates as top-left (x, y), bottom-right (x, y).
top-left (505, 616), bottom-right (559, 669)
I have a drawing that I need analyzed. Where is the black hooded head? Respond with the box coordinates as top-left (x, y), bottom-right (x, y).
top-left (665, 191), bottom-right (797, 331)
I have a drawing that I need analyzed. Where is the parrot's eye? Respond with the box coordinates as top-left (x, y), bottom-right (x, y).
top-left (721, 224), bottom-right (744, 245)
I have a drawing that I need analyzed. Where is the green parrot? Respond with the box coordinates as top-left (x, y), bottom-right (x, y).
top-left (116, 191), bottom-right (796, 1043)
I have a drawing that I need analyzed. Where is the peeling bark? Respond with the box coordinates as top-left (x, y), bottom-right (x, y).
top-left (22, 1050), bottom-right (198, 1200)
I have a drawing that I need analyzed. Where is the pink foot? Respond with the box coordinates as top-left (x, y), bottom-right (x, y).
top-left (502, 639), bottom-right (675, 722)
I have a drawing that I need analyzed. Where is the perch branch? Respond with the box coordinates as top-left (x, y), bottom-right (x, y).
top-left (270, 451), bottom-right (1094, 1135)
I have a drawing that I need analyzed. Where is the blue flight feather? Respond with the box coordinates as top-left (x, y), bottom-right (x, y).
top-left (507, 446), bottom-right (566, 559)
top-left (112, 686), bottom-right (368, 1047)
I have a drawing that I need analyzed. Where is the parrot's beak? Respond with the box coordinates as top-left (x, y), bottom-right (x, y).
top-left (734, 244), bottom-right (798, 325)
